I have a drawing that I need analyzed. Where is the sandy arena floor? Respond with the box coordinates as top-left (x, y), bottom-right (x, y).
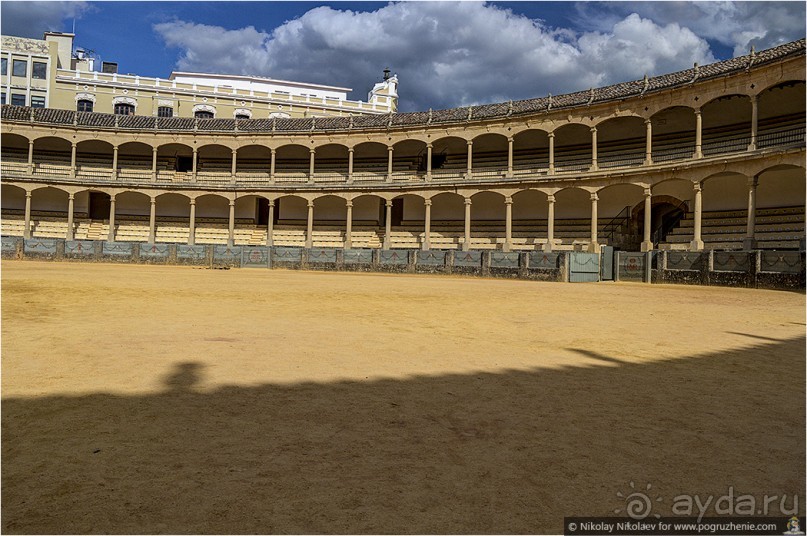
top-left (1, 260), bottom-right (805, 534)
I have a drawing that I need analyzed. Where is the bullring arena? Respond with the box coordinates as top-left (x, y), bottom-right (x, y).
top-left (2, 37), bottom-right (806, 534)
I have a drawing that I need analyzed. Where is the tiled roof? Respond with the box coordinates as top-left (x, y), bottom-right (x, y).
top-left (2, 39), bottom-right (803, 134)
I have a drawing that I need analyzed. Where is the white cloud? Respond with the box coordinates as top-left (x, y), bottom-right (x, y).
top-left (153, 2), bottom-right (728, 112)
top-left (1, 1), bottom-right (89, 39)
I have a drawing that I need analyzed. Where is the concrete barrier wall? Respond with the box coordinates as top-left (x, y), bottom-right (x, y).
top-left (2, 236), bottom-right (803, 290)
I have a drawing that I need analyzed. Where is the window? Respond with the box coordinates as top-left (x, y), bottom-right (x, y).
top-left (12, 59), bottom-right (26, 77)
top-left (157, 106), bottom-right (173, 118)
top-left (77, 99), bottom-right (93, 112)
top-left (32, 62), bottom-right (47, 80)
top-left (194, 110), bottom-right (213, 119)
top-left (235, 113), bottom-right (250, 120)
top-left (1, 93), bottom-right (5, 105)
top-left (11, 94), bottom-right (25, 106)
top-left (1, 58), bottom-right (6, 75)
top-left (114, 103), bottom-right (135, 115)
top-left (31, 95), bottom-right (45, 108)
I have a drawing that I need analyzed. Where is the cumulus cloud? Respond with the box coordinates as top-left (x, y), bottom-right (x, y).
top-left (574, 1), bottom-right (806, 57)
top-left (154, 2), bottom-right (722, 111)
top-left (1, 1), bottom-right (89, 38)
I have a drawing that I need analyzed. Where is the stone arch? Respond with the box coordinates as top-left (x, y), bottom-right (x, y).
top-left (157, 143), bottom-right (194, 175)
top-left (756, 164), bottom-right (806, 210)
top-left (1, 183), bottom-right (28, 212)
top-left (701, 171), bottom-right (749, 211)
top-left (195, 193), bottom-right (231, 220)
top-left (429, 191), bottom-right (465, 222)
top-left (430, 136), bottom-right (468, 176)
top-left (756, 80), bottom-right (805, 149)
top-left (155, 192), bottom-right (192, 218)
top-left (471, 133), bottom-right (508, 173)
top-left (650, 106), bottom-right (696, 163)
top-left (512, 189), bottom-right (549, 220)
top-left (700, 94), bottom-right (752, 156)
top-left (1, 133), bottom-right (30, 162)
top-left (352, 142), bottom-right (388, 177)
top-left (197, 143), bottom-right (233, 175)
top-left (275, 144), bottom-right (310, 178)
top-left (274, 194), bottom-right (309, 223)
top-left (315, 144), bottom-right (349, 177)
top-left (554, 186), bottom-right (591, 220)
top-left (470, 190), bottom-right (506, 222)
top-left (392, 139), bottom-right (428, 176)
top-left (115, 191), bottom-right (152, 218)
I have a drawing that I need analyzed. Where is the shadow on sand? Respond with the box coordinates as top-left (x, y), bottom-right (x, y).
top-left (2, 336), bottom-right (805, 534)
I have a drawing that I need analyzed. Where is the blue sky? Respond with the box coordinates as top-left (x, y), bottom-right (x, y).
top-left (2, 1), bottom-right (804, 111)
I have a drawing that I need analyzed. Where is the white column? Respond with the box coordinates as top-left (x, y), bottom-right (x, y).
top-left (466, 140), bottom-right (473, 178)
top-left (230, 149), bottom-right (237, 183)
top-left (544, 194), bottom-right (555, 252)
top-left (507, 137), bottom-right (514, 176)
top-left (590, 127), bottom-right (598, 171)
top-left (308, 149), bottom-right (315, 183)
top-left (589, 192), bottom-right (599, 252)
top-left (148, 197), bottom-right (156, 243)
top-left (152, 147), bottom-right (158, 181)
top-left (690, 182), bottom-right (704, 251)
top-left (266, 200), bottom-right (274, 247)
top-left (548, 132), bottom-right (555, 173)
top-left (108, 195), bottom-right (116, 242)
top-left (269, 148), bottom-right (276, 182)
top-left (645, 119), bottom-right (653, 165)
top-left (387, 145), bottom-right (394, 182)
top-left (227, 199), bottom-right (235, 247)
top-left (112, 146), bottom-right (119, 180)
top-left (66, 193), bottom-right (75, 240)
top-left (463, 197), bottom-right (472, 251)
top-left (426, 144), bottom-right (433, 181)
top-left (23, 191), bottom-right (32, 239)
top-left (641, 188), bottom-right (653, 252)
top-left (383, 199), bottom-right (392, 249)
top-left (423, 199), bottom-right (432, 250)
top-left (504, 196), bottom-right (513, 252)
top-left (188, 199), bottom-right (196, 245)
top-left (347, 148), bottom-right (354, 183)
top-left (744, 176), bottom-right (758, 249)
top-left (345, 200), bottom-right (353, 249)
top-left (27, 140), bottom-right (34, 174)
top-left (191, 148), bottom-right (198, 181)
top-left (306, 200), bottom-right (314, 248)
top-left (694, 109), bottom-right (703, 159)
top-left (748, 95), bottom-right (758, 151)
top-left (70, 142), bottom-right (77, 178)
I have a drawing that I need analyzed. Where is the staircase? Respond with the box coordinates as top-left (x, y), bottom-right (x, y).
top-left (248, 228), bottom-right (266, 246)
top-left (85, 222), bottom-right (106, 241)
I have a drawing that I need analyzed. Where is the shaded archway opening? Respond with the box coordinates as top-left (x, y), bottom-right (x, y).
top-left (32, 137), bottom-right (72, 176)
top-left (392, 140), bottom-right (427, 176)
top-left (651, 107), bottom-right (696, 163)
top-left (1, 184), bottom-right (27, 213)
top-left (553, 124), bottom-right (591, 172)
top-left (315, 145), bottom-right (349, 180)
top-left (430, 137), bottom-right (468, 177)
top-left (701, 94), bottom-right (751, 156)
top-left (632, 194), bottom-right (687, 246)
top-left (156, 144), bottom-right (193, 179)
top-left (512, 130), bottom-right (549, 173)
top-left (236, 145), bottom-right (272, 178)
top-left (275, 145), bottom-right (310, 178)
top-left (471, 134), bottom-right (508, 175)
top-left (1, 133), bottom-right (29, 161)
top-left (197, 144), bottom-right (233, 180)
top-left (117, 142), bottom-right (154, 180)
top-left (757, 81), bottom-right (805, 149)
top-left (597, 117), bottom-right (645, 169)
top-left (352, 142), bottom-right (388, 180)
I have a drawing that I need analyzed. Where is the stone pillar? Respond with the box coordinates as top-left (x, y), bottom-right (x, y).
top-left (426, 144), bottom-right (433, 181)
top-left (387, 145), bottom-right (394, 182)
top-left (383, 199), bottom-right (392, 250)
top-left (644, 119), bottom-right (653, 165)
top-left (230, 149), bottom-right (237, 183)
top-left (590, 127), bottom-right (598, 171)
top-left (423, 199), bottom-right (432, 250)
top-left (743, 176), bottom-right (758, 250)
top-left (466, 140), bottom-right (473, 179)
top-left (108, 195), bottom-right (116, 242)
top-left (27, 140), bottom-right (34, 174)
top-left (66, 193), bottom-right (75, 240)
top-left (690, 182), bottom-right (704, 251)
top-left (504, 196), bottom-right (513, 252)
top-left (191, 148), bottom-right (198, 181)
top-left (589, 192), bottom-right (599, 252)
top-left (507, 137), bottom-right (514, 176)
top-left (544, 194), bottom-right (555, 252)
top-left (148, 197), bottom-right (157, 243)
top-left (152, 147), bottom-right (158, 181)
top-left (694, 109), bottom-right (703, 158)
top-left (308, 148), bottom-right (315, 183)
top-left (344, 200), bottom-right (353, 249)
top-left (548, 132), bottom-right (555, 173)
top-left (463, 197), bottom-right (472, 252)
top-left (188, 199), bottom-right (196, 245)
top-left (266, 200), bottom-right (274, 247)
top-left (23, 191), bottom-right (32, 239)
top-left (70, 142), bottom-right (77, 178)
top-left (641, 188), bottom-right (653, 252)
top-left (306, 200), bottom-right (314, 248)
top-left (111, 146), bottom-right (119, 180)
top-left (227, 199), bottom-right (235, 247)
top-left (748, 95), bottom-right (758, 151)
top-left (269, 148), bottom-right (276, 182)
top-left (347, 148), bottom-right (354, 183)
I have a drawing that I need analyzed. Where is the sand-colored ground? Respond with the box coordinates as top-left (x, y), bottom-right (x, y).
top-left (2, 260), bottom-right (805, 534)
